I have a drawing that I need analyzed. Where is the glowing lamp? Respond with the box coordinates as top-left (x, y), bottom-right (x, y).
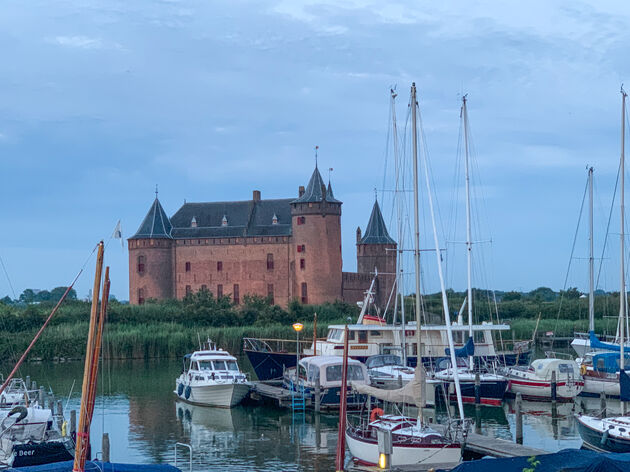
top-left (378, 453), bottom-right (389, 469)
top-left (292, 322), bottom-right (304, 332)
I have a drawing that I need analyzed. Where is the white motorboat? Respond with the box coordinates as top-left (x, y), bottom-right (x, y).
top-left (506, 358), bottom-right (583, 401)
top-left (175, 340), bottom-right (251, 408)
top-left (366, 354), bottom-right (415, 389)
top-left (0, 379), bottom-right (32, 407)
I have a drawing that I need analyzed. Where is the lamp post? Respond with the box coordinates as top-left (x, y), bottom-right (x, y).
top-left (293, 322), bottom-right (304, 374)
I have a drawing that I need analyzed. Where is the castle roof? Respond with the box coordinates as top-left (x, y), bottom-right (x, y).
top-left (359, 200), bottom-right (396, 245)
top-left (170, 198), bottom-right (293, 238)
top-left (293, 165), bottom-right (341, 204)
top-left (131, 198), bottom-right (173, 239)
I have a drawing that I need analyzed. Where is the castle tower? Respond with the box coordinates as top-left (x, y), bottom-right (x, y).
top-left (128, 196), bottom-right (175, 304)
top-left (290, 165), bottom-right (342, 304)
top-left (357, 199), bottom-right (397, 308)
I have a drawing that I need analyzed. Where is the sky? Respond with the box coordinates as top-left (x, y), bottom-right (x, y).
top-left (1, 0), bottom-right (630, 300)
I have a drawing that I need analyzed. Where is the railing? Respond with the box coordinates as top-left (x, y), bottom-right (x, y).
top-left (174, 442), bottom-right (192, 472)
top-left (243, 337), bottom-right (325, 355)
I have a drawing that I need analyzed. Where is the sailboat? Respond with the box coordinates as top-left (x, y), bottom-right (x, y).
top-left (577, 88), bottom-right (630, 452)
top-left (345, 84), bottom-right (465, 467)
top-left (432, 95), bottom-right (509, 406)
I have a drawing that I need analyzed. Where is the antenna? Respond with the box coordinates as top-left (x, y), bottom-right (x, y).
top-left (328, 167), bottom-right (333, 183)
top-left (315, 145), bottom-right (319, 167)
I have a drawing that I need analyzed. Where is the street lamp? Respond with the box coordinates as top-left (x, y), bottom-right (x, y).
top-left (293, 322), bottom-right (304, 374)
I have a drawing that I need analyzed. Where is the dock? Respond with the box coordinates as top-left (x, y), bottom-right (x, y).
top-left (249, 380), bottom-right (312, 409)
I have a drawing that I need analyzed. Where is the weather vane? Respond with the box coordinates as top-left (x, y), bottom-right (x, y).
top-left (155, 184), bottom-right (158, 198)
top-left (315, 145), bottom-right (319, 167)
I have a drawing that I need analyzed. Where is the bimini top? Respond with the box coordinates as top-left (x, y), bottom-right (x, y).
top-left (298, 356), bottom-right (369, 388)
top-left (529, 358), bottom-right (579, 379)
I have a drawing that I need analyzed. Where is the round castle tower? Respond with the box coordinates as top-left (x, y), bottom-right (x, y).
top-left (128, 197), bottom-right (175, 304)
top-left (290, 165), bottom-right (343, 304)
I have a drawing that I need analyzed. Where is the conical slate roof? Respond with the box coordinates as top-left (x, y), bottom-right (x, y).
top-left (293, 166), bottom-right (341, 204)
top-left (359, 200), bottom-right (395, 245)
top-left (130, 198), bottom-right (173, 239)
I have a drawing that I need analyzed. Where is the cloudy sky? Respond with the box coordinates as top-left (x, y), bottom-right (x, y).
top-left (1, 0), bottom-right (630, 300)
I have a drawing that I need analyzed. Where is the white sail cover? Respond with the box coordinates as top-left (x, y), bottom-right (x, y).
top-left (351, 365), bottom-right (426, 408)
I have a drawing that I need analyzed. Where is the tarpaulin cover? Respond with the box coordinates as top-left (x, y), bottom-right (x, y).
top-left (440, 449), bottom-right (630, 472)
top-left (621, 369), bottom-right (630, 401)
top-left (445, 337), bottom-right (475, 358)
top-left (589, 330), bottom-right (621, 352)
top-left (592, 352), bottom-right (630, 373)
top-left (8, 460), bottom-right (181, 472)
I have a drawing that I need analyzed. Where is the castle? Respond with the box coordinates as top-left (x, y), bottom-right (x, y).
top-left (128, 164), bottom-right (397, 309)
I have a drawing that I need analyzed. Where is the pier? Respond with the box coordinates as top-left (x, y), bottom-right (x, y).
top-left (249, 380), bottom-right (312, 409)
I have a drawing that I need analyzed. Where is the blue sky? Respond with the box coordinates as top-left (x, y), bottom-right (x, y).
top-left (1, 1), bottom-right (630, 300)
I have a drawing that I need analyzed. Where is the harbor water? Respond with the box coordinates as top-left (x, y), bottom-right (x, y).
top-left (7, 357), bottom-right (611, 471)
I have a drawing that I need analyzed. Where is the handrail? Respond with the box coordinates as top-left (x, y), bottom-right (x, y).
top-left (174, 442), bottom-right (192, 472)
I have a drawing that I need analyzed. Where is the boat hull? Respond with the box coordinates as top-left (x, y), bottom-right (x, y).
top-left (576, 416), bottom-right (630, 453)
top-left (507, 378), bottom-right (583, 401)
top-left (437, 379), bottom-right (508, 406)
top-left (345, 430), bottom-right (461, 466)
top-left (175, 382), bottom-right (250, 408)
top-left (11, 440), bottom-right (74, 468)
top-left (580, 375), bottom-right (620, 398)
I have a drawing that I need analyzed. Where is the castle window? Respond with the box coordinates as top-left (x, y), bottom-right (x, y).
top-left (201, 284), bottom-right (207, 292)
top-left (137, 255), bottom-right (146, 274)
top-left (267, 253), bottom-right (274, 270)
top-left (300, 258), bottom-right (306, 270)
top-left (185, 285), bottom-right (192, 296)
top-left (217, 261), bottom-right (223, 271)
top-left (233, 284), bottom-right (240, 305)
top-left (297, 216), bottom-right (306, 225)
top-left (267, 283), bottom-right (274, 305)
top-left (301, 282), bottom-right (308, 304)
top-left (138, 288), bottom-right (145, 305)
top-left (297, 244), bottom-right (305, 253)
top-left (217, 284), bottom-right (223, 298)
top-left (185, 261), bottom-right (191, 272)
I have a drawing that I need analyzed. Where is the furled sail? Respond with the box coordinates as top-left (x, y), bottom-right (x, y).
top-left (589, 331), bottom-right (621, 352)
top-left (445, 337), bottom-right (475, 358)
top-left (351, 365), bottom-right (425, 408)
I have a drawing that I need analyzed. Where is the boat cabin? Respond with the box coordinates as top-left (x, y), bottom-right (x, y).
top-left (528, 359), bottom-right (580, 380)
top-left (294, 356), bottom-right (369, 388)
top-left (183, 350), bottom-right (243, 378)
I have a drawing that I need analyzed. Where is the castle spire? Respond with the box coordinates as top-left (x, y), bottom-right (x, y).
top-left (293, 160), bottom-right (341, 204)
top-left (359, 199), bottom-right (395, 245)
top-left (131, 195), bottom-right (173, 239)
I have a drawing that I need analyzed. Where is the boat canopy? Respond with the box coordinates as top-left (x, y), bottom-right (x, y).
top-left (445, 337), bottom-right (475, 357)
top-left (351, 365), bottom-right (425, 408)
top-left (299, 356), bottom-right (369, 388)
top-left (190, 350), bottom-right (236, 362)
top-left (592, 352), bottom-right (630, 373)
top-left (589, 330), bottom-right (621, 352)
top-left (530, 359), bottom-right (579, 379)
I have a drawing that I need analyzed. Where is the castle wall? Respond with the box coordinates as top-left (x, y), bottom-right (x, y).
top-left (357, 243), bottom-right (397, 309)
top-left (341, 272), bottom-right (373, 307)
top-left (173, 236), bottom-right (293, 305)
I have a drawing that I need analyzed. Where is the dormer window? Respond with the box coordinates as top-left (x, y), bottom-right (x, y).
top-left (191, 216), bottom-right (197, 228)
top-left (222, 215), bottom-right (228, 226)
top-left (272, 213), bottom-right (278, 225)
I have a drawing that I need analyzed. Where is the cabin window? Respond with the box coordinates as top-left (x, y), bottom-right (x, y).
top-left (137, 288), bottom-right (145, 305)
top-left (217, 261), bottom-right (223, 271)
top-left (326, 365), bottom-right (364, 382)
top-left (301, 282), bottom-right (308, 304)
top-left (233, 284), bottom-right (240, 304)
top-left (300, 258), bottom-right (306, 270)
top-left (348, 330), bottom-right (355, 341)
top-left (217, 284), bottom-right (223, 298)
top-left (297, 216), bottom-right (306, 225)
top-left (137, 255), bottom-right (146, 274)
top-left (597, 358), bottom-right (605, 371)
top-left (474, 331), bottom-right (485, 343)
top-left (371, 331), bottom-right (381, 337)
top-left (267, 283), bottom-right (274, 305)
top-left (327, 329), bottom-right (343, 342)
top-left (298, 364), bottom-right (308, 380)
top-left (307, 364), bottom-right (320, 383)
top-left (358, 331), bottom-right (368, 343)
top-left (267, 253), bottom-right (274, 270)
top-left (185, 261), bottom-right (191, 272)
top-left (558, 364), bottom-right (574, 374)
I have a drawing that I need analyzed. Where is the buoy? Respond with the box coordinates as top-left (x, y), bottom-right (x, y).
top-left (370, 407), bottom-right (384, 422)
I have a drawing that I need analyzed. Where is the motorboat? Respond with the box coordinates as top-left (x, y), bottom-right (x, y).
top-left (366, 354), bottom-right (415, 389)
top-left (175, 339), bottom-right (251, 408)
top-left (505, 358), bottom-right (583, 401)
top-left (282, 356), bottom-right (369, 409)
top-left (346, 415), bottom-right (462, 467)
top-left (0, 379), bottom-right (32, 407)
top-left (576, 415), bottom-right (630, 452)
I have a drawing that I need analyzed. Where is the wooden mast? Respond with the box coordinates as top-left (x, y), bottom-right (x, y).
top-left (73, 241), bottom-right (104, 472)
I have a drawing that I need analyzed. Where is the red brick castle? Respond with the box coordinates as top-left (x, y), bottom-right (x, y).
top-left (128, 164), bottom-right (397, 308)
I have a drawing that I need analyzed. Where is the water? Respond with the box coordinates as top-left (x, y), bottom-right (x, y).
top-left (9, 358), bottom-right (613, 471)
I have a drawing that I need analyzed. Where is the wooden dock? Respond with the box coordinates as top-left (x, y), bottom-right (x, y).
top-left (248, 380), bottom-right (312, 409)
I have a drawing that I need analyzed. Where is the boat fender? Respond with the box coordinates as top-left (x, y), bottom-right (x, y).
top-left (601, 430), bottom-right (609, 446)
top-left (580, 364), bottom-right (587, 376)
top-left (370, 408), bottom-right (384, 422)
top-left (177, 383), bottom-right (184, 396)
top-left (185, 386), bottom-right (192, 400)
top-left (61, 420), bottom-right (67, 437)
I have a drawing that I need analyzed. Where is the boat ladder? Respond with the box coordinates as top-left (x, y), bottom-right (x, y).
top-left (290, 380), bottom-right (306, 411)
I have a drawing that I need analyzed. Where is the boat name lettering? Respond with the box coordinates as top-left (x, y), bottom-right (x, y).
top-left (350, 345), bottom-right (368, 350)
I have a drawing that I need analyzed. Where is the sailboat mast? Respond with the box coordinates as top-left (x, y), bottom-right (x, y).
top-left (413, 83), bottom-right (465, 421)
top-left (411, 84), bottom-right (423, 372)
top-left (588, 167), bottom-right (594, 333)
top-left (392, 88), bottom-right (407, 364)
top-left (621, 87), bottom-right (627, 371)
top-left (462, 96), bottom-right (474, 370)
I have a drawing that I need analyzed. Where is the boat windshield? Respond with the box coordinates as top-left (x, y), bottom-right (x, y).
top-left (198, 361), bottom-right (213, 370)
top-left (326, 365), bottom-right (364, 382)
top-left (327, 329), bottom-right (344, 342)
top-left (213, 360), bottom-right (227, 370)
top-left (226, 360), bottom-right (239, 371)
top-left (366, 355), bottom-right (401, 369)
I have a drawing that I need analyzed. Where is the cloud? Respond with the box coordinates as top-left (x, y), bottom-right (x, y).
top-left (48, 35), bottom-right (122, 50)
